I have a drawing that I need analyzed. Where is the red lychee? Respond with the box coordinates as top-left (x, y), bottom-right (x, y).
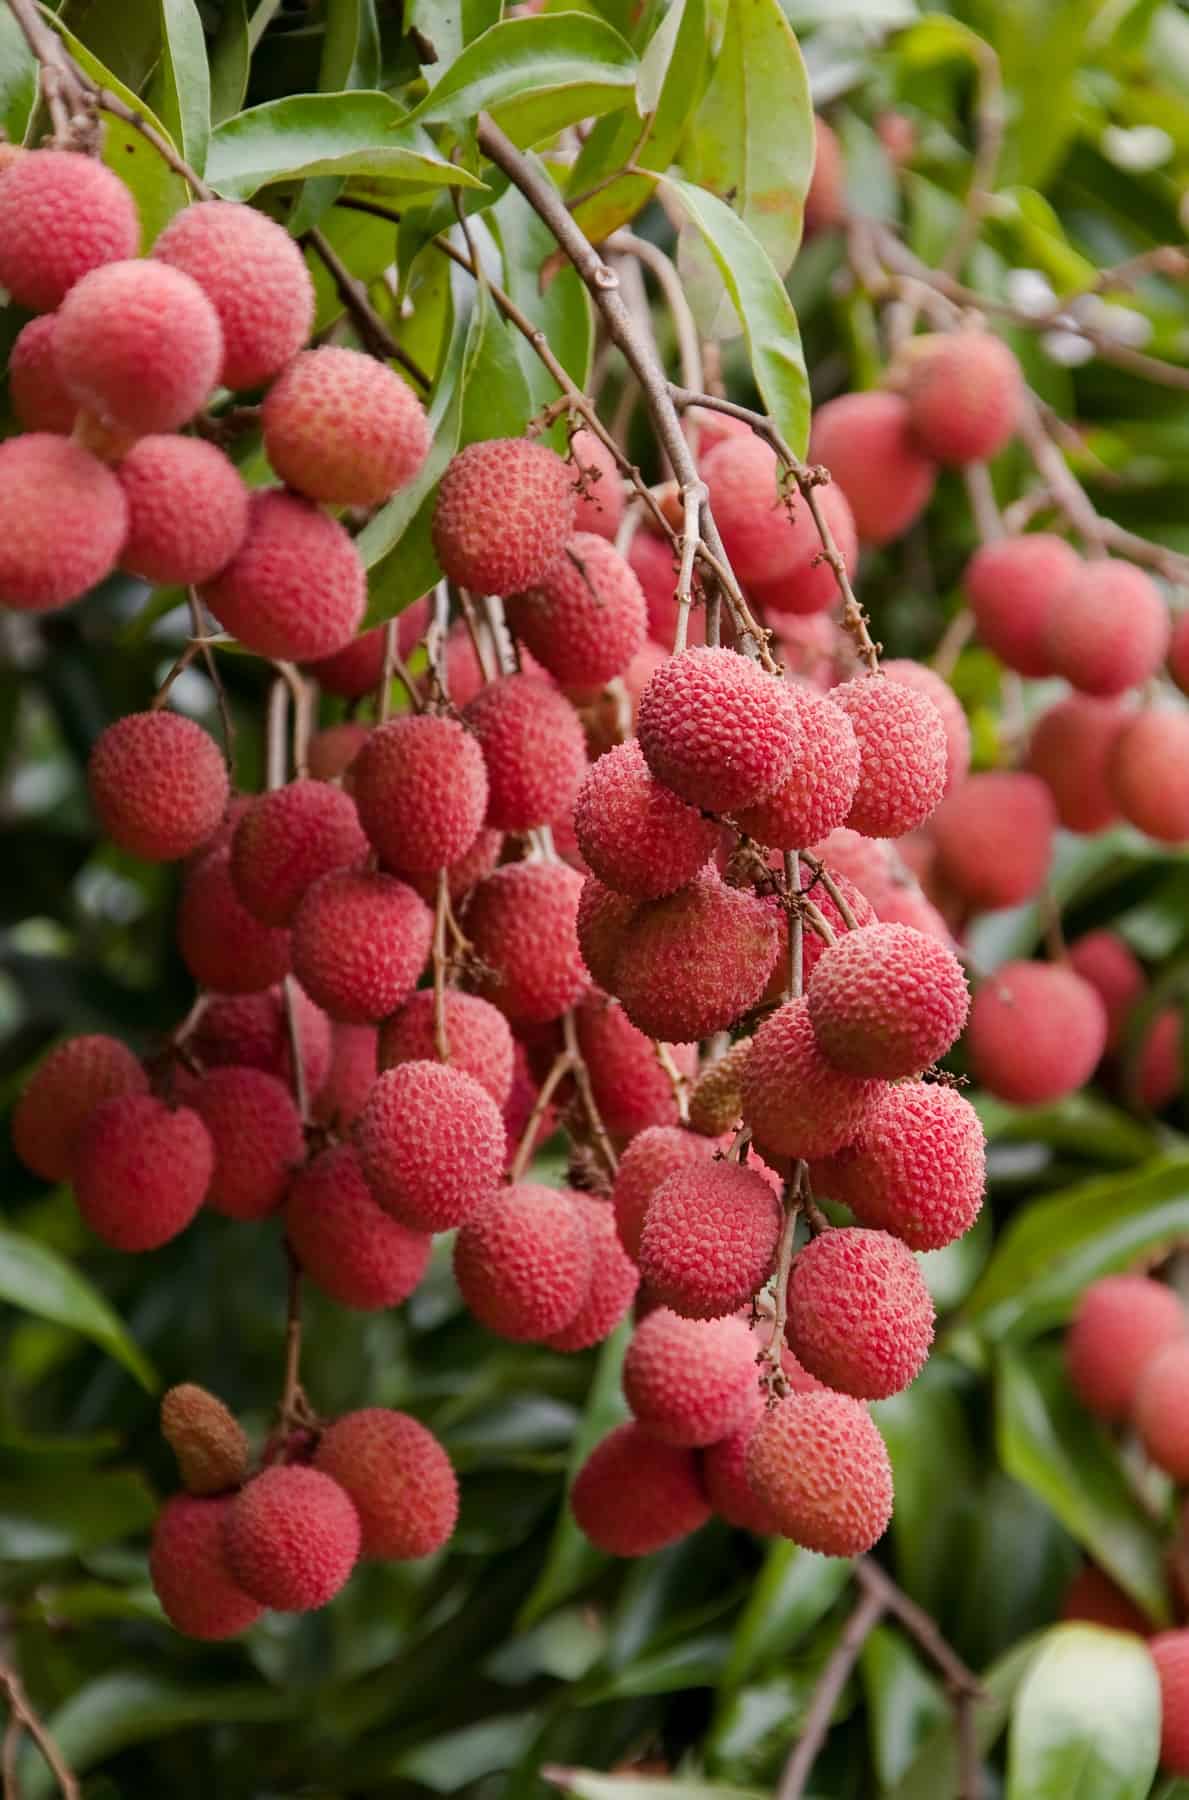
top-left (286, 1144), bottom-right (431, 1311)
top-left (231, 779), bottom-right (367, 927)
top-left (505, 533), bottom-right (648, 691)
top-left (160, 1383), bottom-right (249, 1496)
top-left (1138, 1007), bottom-right (1183, 1111)
top-left (1066, 1274), bottom-right (1186, 1421)
top-left (8, 315), bottom-right (76, 433)
top-left (407, 826), bottom-right (503, 907)
top-left (1170, 610), bottom-right (1189, 697)
top-left (54, 259), bottom-right (221, 434)
top-left (0, 149), bottom-right (139, 311)
top-left (638, 1159), bottom-right (783, 1318)
top-left (432, 438), bottom-right (576, 594)
top-left (931, 773), bottom-right (1056, 913)
top-left (637, 647), bottom-right (801, 814)
top-left (116, 435), bottom-right (249, 586)
top-left (547, 1192), bottom-right (639, 1351)
top-left (178, 848), bottom-right (292, 994)
top-left (807, 921), bottom-right (969, 1078)
top-left (1132, 1340), bottom-right (1189, 1480)
top-left (1068, 930), bottom-right (1144, 1052)
top-left (742, 997), bottom-right (880, 1160)
top-left (202, 489), bottom-right (366, 662)
top-left (575, 874), bottom-right (638, 992)
top-left (1047, 560), bottom-right (1170, 698)
top-left (73, 1095), bottom-right (213, 1251)
top-left (735, 689), bottom-right (861, 848)
top-left (611, 872), bottom-right (780, 1042)
top-left (573, 992), bottom-right (696, 1139)
top-left (750, 484), bottom-right (859, 618)
top-left (700, 433), bottom-right (809, 589)
top-left (612, 1124), bottom-right (723, 1261)
top-left (89, 710), bottom-right (229, 863)
top-left (355, 1060), bottom-right (504, 1230)
top-left (0, 434), bottom-right (128, 613)
top-left (150, 1495), bottom-right (262, 1640)
top-left (189, 1067), bottom-right (303, 1220)
top-left (352, 714), bottom-right (488, 875)
top-left (814, 1079), bottom-right (985, 1250)
top-left (462, 674), bottom-right (587, 832)
top-left (701, 1391), bottom-right (782, 1534)
top-left (804, 116), bottom-right (846, 234)
top-left (378, 989), bottom-right (514, 1107)
top-left (154, 200), bottom-right (315, 390)
top-left (307, 600), bottom-right (430, 698)
top-left (571, 428), bottom-right (625, 539)
top-left (629, 530), bottom-right (699, 648)
top-left (454, 1182), bottom-right (593, 1341)
top-left (573, 738), bottom-right (720, 898)
top-left (12, 1033), bottom-right (147, 1182)
top-left (1110, 709), bottom-right (1189, 844)
top-left (1028, 695), bottom-right (1129, 836)
top-left (809, 392), bottom-right (936, 546)
top-left (963, 533), bottom-right (1079, 678)
top-left (571, 1421), bottom-right (710, 1556)
top-left (1061, 1562), bottom-right (1153, 1636)
top-left (745, 1391), bottom-right (893, 1555)
top-left (830, 675), bottom-right (948, 837)
top-left (262, 345), bottom-right (430, 505)
top-left (623, 1309), bottom-right (757, 1446)
top-left (291, 869), bottom-right (431, 1023)
top-left (882, 659), bottom-right (971, 795)
top-left (898, 331), bottom-right (1022, 465)
top-left (192, 984), bottom-right (331, 1099)
top-left (1152, 1631), bottom-right (1189, 1773)
top-left (785, 1226), bottom-right (933, 1399)
top-left (308, 721), bottom-right (370, 783)
top-left (224, 1465), bottom-right (360, 1612)
top-left (968, 960), bottom-right (1108, 1104)
top-left (314, 1409), bottom-right (458, 1560)
top-left (465, 861), bottom-right (588, 1025)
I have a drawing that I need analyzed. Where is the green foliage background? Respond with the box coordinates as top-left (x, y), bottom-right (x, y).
top-left (0, 0), bottom-right (1188, 1795)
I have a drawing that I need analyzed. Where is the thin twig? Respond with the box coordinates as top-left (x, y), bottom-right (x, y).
top-left (3, 1707), bottom-right (21, 1800)
top-left (606, 229), bottom-right (704, 394)
top-left (188, 590), bottom-right (235, 769)
top-left (274, 662), bottom-right (312, 776)
top-left (561, 1009), bottom-right (618, 1175)
top-left (955, 1686), bottom-right (983, 1800)
top-left (798, 850), bottom-right (860, 933)
top-left (0, 1666), bottom-right (79, 1800)
top-left (672, 478), bottom-right (706, 653)
top-left (265, 677), bottom-right (289, 790)
top-left (509, 1049), bottom-right (575, 1183)
top-left (784, 851), bottom-right (804, 1001)
top-left (277, 1238), bottom-right (306, 1428)
top-left (777, 1582), bottom-right (885, 1800)
top-left (653, 1040), bottom-right (690, 1123)
top-left (432, 868), bottom-right (451, 1065)
top-left (760, 1167), bottom-right (803, 1399)
top-left (305, 226), bottom-right (431, 390)
top-left (854, 1558), bottom-right (983, 1696)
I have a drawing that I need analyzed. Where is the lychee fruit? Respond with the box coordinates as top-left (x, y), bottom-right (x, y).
top-left (1138, 1007), bottom-right (1183, 1111)
top-left (407, 826), bottom-right (503, 906)
top-left (571, 428), bottom-right (625, 539)
top-left (160, 1383), bottom-right (250, 1496)
top-left (355, 1060), bottom-right (504, 1230)
top-left (573, 992), bottom-right (696, 1139)
top-left (963, 533), bottom-right (1080, 678)
top-left (308, 722), bottom-right (370, 784)
top-left (116, 435), bottom-right (249, 585)
top-left (192, 984), bottom-right (331, 1099)
top-left (571, 1421), bottom-right (710, 1556)
top-left (547, 1192), bottom-right (639, 1351)
top-left (575, 874), bottom-right (638, 991)
top-left (830, 675), bottom-right (948, 837)
top-left (54, 259), bottom-right (222, 434)
top-left (291, 869), bottom-right (431, 1023)
top-left (573, 739), bottom-right (720, 899)
top-left (809, 392), bottom-right (936, 546)
top-left (202, 489), bottom-right (366, 662)
top-left (629, 530), bottom-right (697, 647)
top-left (638, 1159), bottom-right (783, 1318)
top-left (462, 674), bottom-right (587, 832)
top-left (505, 533), bottom-right (648, 691)
top-left (701, 1391), bottom-right (782, 1534)
top-left (1061, 1562), bottom-right (1153, 1636)
top-left (931, 772), bottom-right (1056, 913)
top-left (897, 331), bottom-right (1023, 465)
top-left (1169, 610), bottom-right (1189, 697)
top-left (352, 714), bottom-right (488, 875)
top-left (262, 345), bottom-right (430, 505)
top-left (90, 711), bottom-right (229, 863)
top-left (612, 1124), bottom-right (723, 1261)
top-left (1047, 560), bottom-right (1170, 697)
top-left (12, 1033), bottom-right (147, 1182)
top-left (688, 1038), bottom-right (752, 1137)
top-left (814, 1079), bottom-right (985, 1250)
top-left (804, 116), bottom-right (846, 235)
top-left (700, 433), bottom-right (811, 589)
top-left (153, 200), bottom-right (315, 390)
top-left (8, 315), bottom-right (77, 433)
top-left (750, 484), bottom-right (859, 618)
top-left (73, 1094), bottom-right (213, 1251)
top-left (611, 871), bottom-right (780, 1042)
top-left (188, 1066), bottom-right (303, 1220)
top-left (1068, 930), bottom-right (1144, 1052)
top-left (231, 780), bottom-right (368, 927)
top-left (745, 1391), bottom-right (893, 1556)
top-left (465, 861), bottom-right (588, 1025)
top-left (178, 848), bottom-right (292, 994)
top-left (968, 960), bottom-right (1108, 1104)
top-left (308, 599), bottom-right (430, 697)
top-left (314, 1409), bottom-right (458, 1560)
top-left (306, 1018), bottom-right (377, 1126)
top-left (1151, 1631), bottom-right (1189, 1774)
top-left (622, 1309), bottom-right (757, 1446)
top-left (1132, 1340), bottom-right (1189, 1479)
top-left (453, 1182), bottom-right (593, 1341)
top-left (0, 433), bottom-right (128, 612)
top-left (1066, 1274), bottom-right (1186, 1421)
top-left (1110, 709), bottom-right (1189, 843)
top-left (150, 1495), bottom-right (262, 1640)
top-left (742, 997), bottom-right (880, 1160)
top-left (224, 1465), bottom-right (360, 1612)
top-left (378, 989), bottom-right (514, 1106)
top-left (0, 148), bottom-right (139, 311)
top-left (637, 646), bottom-right (801, 813)
top-left (1028, 695), bottom-right (1129, 835)
top-left (785, 1226), bottom-right (933, 1399)
top-left (807, 921), bottom-right (969, 1078)
top-left (286, 1144), bottom-right (431, 1311)
top-left (735, 689), bottom-right (860, 848)
top-left (432, 438), bottom-right (576, 594)
top-left (882, 659), bottom-right (971, 795)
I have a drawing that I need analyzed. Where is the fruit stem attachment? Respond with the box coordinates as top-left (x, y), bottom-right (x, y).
top-left (187, 590), bottom-right (235, 769)
top-left (276, 1238), bottom-right (309, 1432)
top-left (798, 850), bottom-right (860, 933)
top-left (561, 1010), bottom-right (618, 1176)
top-left (0, 1662), bottom-right (80, 1800)
top-left (759, 1164), bottom-right (803, 1400)
top-left (509, 1048), bottom-right (576, 1184)
top-left (784, 851), bottom-right (804, 1001)
top-left (653, 1040), bottom-right (689, 1123)
top-left (432, 868), bottom-right (452, 1066)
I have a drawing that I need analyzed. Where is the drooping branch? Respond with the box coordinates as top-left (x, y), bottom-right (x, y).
top-left (777, 1581), bottom-right (886, 1800)
top-left (304, 226), bottom-right (431, 390)
top-left (0, 1665), bottom-right (79, 1800)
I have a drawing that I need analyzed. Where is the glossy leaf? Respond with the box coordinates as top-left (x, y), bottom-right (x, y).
top-left (154, 0), bottom-right (210, 175)
top-left (0, 1226), bottom-right (155, 1390)
top-left (968, 0), bottom-right (1098, 189)
top-left (1005, 1624), bottom-right (1161, 1800)
top-left (860, 1626), bottom-right (948, 1791)
top-left (58, 0), bottom-right (161, 90)
top-left (491, 184), bottom-right (594, 432)
top-left (719, 1539), bottom-right (853, 1689)
top-left (874, 1358), bottom-right (979, 1623)
top-left (886, 1636), bottom-right (1046, 1800)
top-left (0, 6), bottom-right (35, 145)
top-left (0, 1470), bottom-right (155, 1561)
top-left (208, 0), bottom-right (249, 124)
top-left (320, 0), bottom-right (381, 90)
top-left (544, 1774), bottom-right (768, 1800)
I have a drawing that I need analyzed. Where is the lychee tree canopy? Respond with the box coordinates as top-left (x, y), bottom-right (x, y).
top-left (1, 0), bottom-right (1189, 1796)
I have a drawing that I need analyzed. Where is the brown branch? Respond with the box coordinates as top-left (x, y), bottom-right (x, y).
top-left (188, 591), bottom-right (235, 770)
top-left (0, 1666), bottom-right (79, 1800)
top-left (432, 868), bottom-right (451, 1065)
top-left (605, 229), bottom-right (704, 395)
top-left (777, 1581), bottom-right (885, 1800)
top-left (854, 1558), bottom-right (983, 1697)
top-left (509, 1048), bottom-right (575, 1183)
top-left (956, 1686), bottom-right (983, 1800)
top-left (4, 0), bottom-right (92, 146)
top-left (304, 226), bottom-right (431, 390)
top-left (561, 1009), bottom-right (618, 1176)
top-left (653, 1040), bottom-right (690, 1123)
top-left (760, 1165), bottom-right (802, 1399)
top-left (798, 850), bottom-right (860, 933)
top-left (277, 1238), bottom-right (306, 1429)
top-left (784, 850), bottom-right (804, 1001)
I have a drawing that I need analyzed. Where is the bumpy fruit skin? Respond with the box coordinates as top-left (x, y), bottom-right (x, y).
top-left (613, 1124), bottom-right (722, 1260)
top-left (702, 1392), bottom-right (782, 1534)
top-left (189, 1067), bottom-right (303, 1220)
top-left (262, 346), bottom-right (430, 505)
top-left (379, 990), bottom-right (514, 1106)
top-left (1151, 1632), bottom-right (1189, 1773)
top-left (735, 690), bottom-right (861, 848)
top-left (178, 849), bottom-right (292, 994)
top-left (629, 530), bottom-right (694, 647)
top-left (355, 1061), bottom-right (504, 1231)
top-left (574, 739), bottom-right (720, 899)
top-left (1047, 560), bottom-right (1170, 698)
top-left (1138, 1007), bottom-right (1183, 1111)
top-left (160, 1384), bottom-right (250, 1495)
top-left (54, 260), bottom-right (221, 434)
top-left (612, 873), bottom-right (780, 1042)
top-left (1061, 1562), bottom-right (1153, 1636)
top-left (785, 1227), bottom-right (933, 1399)
top-left (791, 872), bottom-right (879, 992)
top-left (746, 1391), bottom-right (893, 1556)
top-left (743, 997), bottom-right (880, 1160)
top-left (968, 960), bottom-right (1108, 1105)
top-left (89, 711), bottom-right (229, 863)
top-left (1068, 930), bottom-right (1145, 1052)
top-left (291, 869), bottom-right (431, 1023)
top-left (0, 149), bottom-right (139, 311)
top-left (315, 1410), bottom-right (458, 1561)
top-left (505, 533), bottom-right (648, 690)
top-left (623, 1309), bottom-right (757, 1446)
top-left (882, 660), bottom-right (971, 796)
top-left (231, 780), bottom-right (367, 927)
top-left (571, 428), bottom-right (624, 539)
top-left (815, 1080), bottom-right (985, 1250)
top-left (931, 773), bottom-right (1056, 913)
top-left (1028, 696), bottom-right (1128, 836)
top-left (898, 331), bottom-right (1022, 465)
top-left (463, 675), bottom-right (587, 832)
top-left (809, 392), bottom-right (936, 546)
top-left (454, 1182), bottom-right (593, 1341)
top-left (752, 487), bottom-right (859, 619)
top-left (571, 1421), bottom-right (710, 1555)
top-left (0, 434), bottom-right (128, 612)
top-left (224, 1465), bottom-right (360, 1612)
top-left (308, 601), bottom-right (430, 698)
top-left (466, 862), bottom-right (588, 1025)
top-left (637, 647), bottom-right (801, 813)
top-left (150, 1495), bottom-right (262, 1640)
top-left (963, 534), bottom-right (1079, 678)
top-left (831, 675), bottom-right (948, 837)
top-left (8, 315), bottom-right (77, 432)
top-left (202, 489), bottom-right (365, 662)
top-left (432, 438), bottom-right (576, 594)
top-left (154, 200), bottom-right (315, 390)
top-left (807, 921), bottom-right (969, 1078)
top-left (547, 1192), bottom-right (639, 1351)
top-left (1110, 710), bottom-right (1189, 844)
top-left (1066, 1275), bottom-right (1186, 1421)
top-left (639, 1160), bottom-right (783, 1318)
top-left (352, 715), bottom-right (488, 875)
top-left (308, 721), bottom-right (370, 784)
top-left (286, 1144), bottom-right (431, 1311)
top-left (701, 434), bottom-right (811, 589)
top-left (689, 1039), bottom-right (752, 1137)
top-left (502, 1037), bottom-right (558, 1170)
top-left (576, 875), bottom-right (638, 991)
top-left (574, 993), bottom-right (696, 1138)
top-left (1132, 1340), bottom-right (1189, 1479)
top-left (12, 1034), bottom-right (147, 1182)
top-left (74, 1095), bottom-right (213, 1251)
top-left (193, 985), bottom-right (331, 1099)
top-left (116, 436), bottom-right (249, 585)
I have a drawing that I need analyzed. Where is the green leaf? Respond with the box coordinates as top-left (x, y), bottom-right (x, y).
top-left (861, 1626), bottom-right (949, 1791)
top-left (155, 0), bottom-right (211, 175)
top-left (0, 1225), bottom-right (155, 1390)
top-left (681, 0), bottom-right (813, 276)
top-left (321, 0), bottom-right (381, 90)
top-left (962, 1154), bottom-right (1189, 1343)
top-left (491, 185), bottom-right (594, 430)
top-left (0, 7), bottom-right (36, 145)
top-left (874, 1358), bottom-right (979, 1622)
top-left (204, 93), bottom-right (487, 200)
top-left (458, 275), bottom-right (535, 443)
top-left (208, 0), bottom-right (249, 124)
top-left (409, 13), bottom-right (639, 150)
top-left (995, 1346), bottom-right (1170, 1625)
top-left (966, 0), bottom-right (1097, 189)
top-left (663, 175), bottom-right (810, 456)
top-left (1006, 1625), bottom-right (1161, 1800)
top-left (886, 1636), bottom-right (1046, 1800)
top-left (0, 1469), bottom-right (155, 1561)
top-left (719, 1539), bottom-right (853, 1689)
top-left (544, 1775), bottom-right (768, 1800)
top-left (58, 0), bottom-right (161, 91)
top-left (974, 1091), bottom-right (1156, 1168)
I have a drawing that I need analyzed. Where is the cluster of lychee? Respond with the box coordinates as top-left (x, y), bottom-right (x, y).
top-left (149, 1384), bottom-right (457, 1640)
